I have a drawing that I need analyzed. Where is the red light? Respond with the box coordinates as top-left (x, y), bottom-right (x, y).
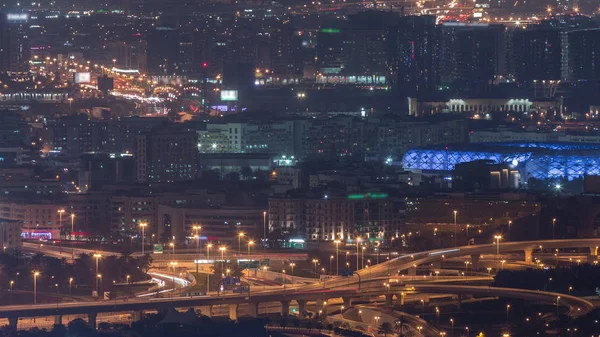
top-left (202, 62), bottom-right (208, 68)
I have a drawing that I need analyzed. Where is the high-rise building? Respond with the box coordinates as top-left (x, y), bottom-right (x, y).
top-left (269, 191), bottom-right (405, 242)
top-left (561, 28), bottom-right (600, 81)
top-left (512, 27), bottom-right (562, 82)
top-left (0, 13), bottom-right (30, 73)
top-left (453, 24), bottom-right (506, 84)
top-left (269, 23), bottom-right (303, 76)
top-left (146, 26), bottom-right (179, 75)
top-left (135, 126), bottom-right (198, 183)
top-left (387, 15), bottom-right (439, 95)
top-left (316, 21), bottom-right (351, 74)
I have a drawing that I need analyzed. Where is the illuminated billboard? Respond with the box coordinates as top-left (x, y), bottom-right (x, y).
top-left (73, 72), bottom-right (91, 84)
top-left (220, 90), bottom-right (238, 101)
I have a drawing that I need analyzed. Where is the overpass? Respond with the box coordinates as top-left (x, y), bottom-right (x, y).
top-left (358, 238), bottom-right (600, 280)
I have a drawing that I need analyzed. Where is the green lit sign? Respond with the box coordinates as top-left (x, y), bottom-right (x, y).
top-left (347, 193), bottom-right (389, 200)
top-left (321, 28), bottom-right (341, 33)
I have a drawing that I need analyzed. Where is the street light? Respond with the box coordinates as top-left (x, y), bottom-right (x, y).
top-left (69, 277), bottom-right (73, 295)
top-left (170, 262), bottom-right (178, 299)
top-left (552, 218), bottom-right (556, 240)
top-left (568, 286), bottom-right (573, 295)
top-left (334, 240), bottom-right (341, 275)
top-left (97, 274), bottom-right (103, 296)
top-left (330, 255), bottom-right (334, 273)
top-left (206, 243), bottom-right (213, 293)
top-left (248, 240), bottom-right (254, 256)
top-left (139, 222), bottom-right (148, 255)
top-left (494, 235), bottom-right (502, 255)
top-left (453, 210), bottom-right (458, 247)
top-left (33, 271), bottom-right (40, 304)
top-left (450, 318), bottom-right (454, 337)
top-left (219, 246), bottom-right (226, 271)
top-left (262, 211), bottom-right (267, 248)
top-left (355, 237), bottom-right (361, 270)
top-left (508, 220), bottom-right (512, 241)
top-left (93, 253), bottom-right (102, 291)
top-left (506, 304), bottom-right (510, 324)
top-left (238, 232), bottom-right (245, 254)
top-left (361, 246), bottom-right (366, 269)
top-left (501, 259), bottom-right (506, 270)
top-left (169, 242), bottom-right (175, 255)
top-left (312, 258), bottom-right (319, 275)
top-left (70, 213), bottom-right (76, 259)
top-left (57, 209), bottom-right (65, 234)
top-left (290, 262), bottom-right (295, 283)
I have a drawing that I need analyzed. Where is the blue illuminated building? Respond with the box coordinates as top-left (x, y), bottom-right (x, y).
top-left (402, 142), bottom-right (600, 181)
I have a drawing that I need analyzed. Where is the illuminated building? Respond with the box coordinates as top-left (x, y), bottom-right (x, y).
top-left (0, 218), bottom-right (21, 252)
top-left (561, 28), bottom-right (600, 81)
top-left (146, 26), bottom-right (179, 75)
top-left (511, 28), bottom-right (562, 82)
top-left (388, 15), bottom-right (439, 95)
top-left (403, 142), bottom-right (600, 181)
top-left (453, 24), bottom-right (506, 84)
top-left (0, 13), bottom-right (30, 73)
top-left (135, 126), bottom-right (198, 183)
top-left (269, 192), bottom-right (405, 242)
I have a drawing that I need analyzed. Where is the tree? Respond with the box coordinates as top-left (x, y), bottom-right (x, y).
top-left (378, 322), bottom-right (395, 337)
top-left (240, 166), bottom-right (253, 180)
top-left (209, 261), bottom-right (244, 291)
top-left (224, 172), bottom-right (240, 181)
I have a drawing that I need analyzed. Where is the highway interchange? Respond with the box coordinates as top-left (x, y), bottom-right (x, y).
top-left (5, 238), bottom-right (600, 335)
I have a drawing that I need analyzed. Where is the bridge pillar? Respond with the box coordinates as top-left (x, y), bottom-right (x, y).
top-left (280, 300), bottom-right (290, 316)
top-left (8, 317), bottom-right (18, 329)
top-left (385, 294), bottom-right (393, 306)
top-left (457, 295), bottom-right (463, 310)
top-left (396, 293), bottom-right (405, 306)
top-left (408, 266), bottom-right (417, 276)
top-left (590, 246), bottom-right (598, 256)
top-left (133, 310), bottom-right (143, 321)
top-left (422, 295), bottom-right (430, 304)
top-left (87, 312), bottom-right (97, 331)
top-left (199, 305), bottom-right (212, 317)
top-left (297, 300), bottom-right (307, 318)
top-left (228, 304), bottom-right (239, 321)
top-left (524, 248), bottom-right (533, 263)
top-left (248, 302), bottom-right (259, 318)
top-left (54, 315), bottom-right (62, 325)
top-left (342, 297), bottom-right (352, 308)
top-left (470, 254), bottom-right (480, 270)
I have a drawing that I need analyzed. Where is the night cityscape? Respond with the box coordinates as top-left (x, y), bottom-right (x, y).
top-left (1, 0), bottom-right (600, 336)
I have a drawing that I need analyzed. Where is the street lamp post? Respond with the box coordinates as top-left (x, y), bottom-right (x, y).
top-left (58, 209), bottom-right (65, 238)
top-left (238, 232), bottom-right (245, 255)
top-left (450, 318), bottom-right (454, 337)
top-left (508, 220), bottom-right (512, 241)
top-left (290, 263), bottom-right (295, 283)
top-left (356, 237), bottom-right (361, 271)
top-left (361, 246), bottom-right (366, 269)
top-left (312, 259), bottom-right (319, 276)
top-left (334, 240), bottom-right (341, 275)
top-left (219, 246), bottom-right (226, 272)
top-left (70, 213), bottom-right (75, 259)
top-left (206, 243), bottom-right (212, 293)
top-left (97, 274), bottom-right (102, 297)
top-left (248, 240), bottom-right (254, 257)
top-left (494, 234), bottom-right (502, 256)
top-left (9, 280), bottom-right (14, 304)
top-left (170, 262), bottom-right (178, 299)
top-left (69, 277), bottom-right (73, 295)
top-left (330, 255), bottom-right (334, 274)
top-left (139, 222), bottom-right (147, 255)
top-left (506, 304), bottom-right (510, 325)
top-left (453, 210), bottom-right (458, 247)
top-left (263, 211), bottom-right (267, 248)
top-left (33, 271), bottom-right (39, 304)
top-left (93, 253), bottom-right (102, 292)
top-left (552, 218), bottom-right (556, 240)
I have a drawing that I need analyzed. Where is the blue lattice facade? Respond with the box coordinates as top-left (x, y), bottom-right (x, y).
top-left (402, 142), bottom-right (600, 181)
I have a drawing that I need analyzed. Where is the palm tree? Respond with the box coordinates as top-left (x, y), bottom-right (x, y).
top-left (378, 322), bottom-right (394, 337)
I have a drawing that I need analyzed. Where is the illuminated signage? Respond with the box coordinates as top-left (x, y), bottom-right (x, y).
top-left (73, 72), bottom-right (91, 84)
top-left (321, 28), bottom-right (341, 33)
top-left (220, 90), bottom-right (238, 101)
top-left (347, 192), bottom-right (389, 200)
top-left (7, 14), bottom-right (28, 21)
